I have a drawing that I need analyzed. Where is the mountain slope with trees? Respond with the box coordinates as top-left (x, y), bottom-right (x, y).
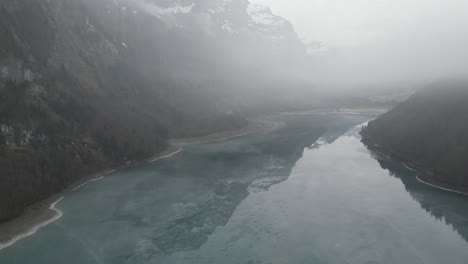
top-left (0, 0), bottom-right (383, 223)
top-left (362, 80), bottom-right (468, 192)
top-left (0, 0), bottom-right (307, 222)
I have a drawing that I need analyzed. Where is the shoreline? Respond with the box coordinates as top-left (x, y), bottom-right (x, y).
top-left (362, 137), bottom-right (468, 197)
top-left (0, 197), bottom-right (63, 251)
top-left (401, 159), bottom-right (468, 196)
top-left (169, 119), bottom-right (267, 146)
top-left (148, 148), bottom-right (183, 163)
top-left (280, 107), bottom-right (389, 116)
top-left (0, 119), bottom-right (266, 251)
top-left (416, 175), bottom-right (468, 197)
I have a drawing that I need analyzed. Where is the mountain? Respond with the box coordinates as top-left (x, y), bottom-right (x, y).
top-left (0, 0), bottom-right (307, 222)
top-left (361, 80), bottom-right (468, 192)
top-left (135, 0), bottom-right (303, 50)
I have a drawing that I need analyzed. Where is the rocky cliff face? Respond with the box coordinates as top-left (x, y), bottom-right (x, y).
top-left (129, 0), bottom-right (302, 46)
top-left (0, 0), bottom-right (307, 221)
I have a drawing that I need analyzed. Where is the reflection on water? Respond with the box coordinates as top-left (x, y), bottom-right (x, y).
top-left (373, 155), bottom-right (468, 242)
top-left (0, 114), bottom-right (365, 264)
top-left (1, 114), bottom-right (468, 264)
top-left (138, 114), bottom-right (365, 260)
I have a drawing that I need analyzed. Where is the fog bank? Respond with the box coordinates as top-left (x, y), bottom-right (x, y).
top-left (254, 0), bottom-right (468, 88)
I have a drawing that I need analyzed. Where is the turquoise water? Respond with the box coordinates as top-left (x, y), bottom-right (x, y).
top-left (1, 114), bottom-right (468, 264)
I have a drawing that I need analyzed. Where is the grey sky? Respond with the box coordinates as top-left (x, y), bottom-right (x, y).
top-left (252, 0), bottom-right (468, 86)
top-left (252, 0), bottom-right (468, 47)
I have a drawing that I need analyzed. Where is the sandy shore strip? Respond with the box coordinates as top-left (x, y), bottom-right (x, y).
top-left (402, 162), bottom-right (418, 172)
top-left (416, 176), bottom-right (468, 196)
top-left (72, 176), bottom-right (105, 192)
top-left (401, 161), bottom-right (468, 196)
top-left (170, 119), bottom-right (269, 146)
top-left (0, 194), bottom-right (62, 250)
top-left (0, 197), bottom-right (63, 251)
top-left (0, 166), bottom-right (121, 247)
top-left (148, 148), bottom-right (183, 163)
top-left (0, 119), bottom-right (267, 251)
top-left (366, 138), bottom-right (468, 198)
top-left (280, 107), bottom-right (390, 116)
top-left (0, 147), bottom-right (185, 250)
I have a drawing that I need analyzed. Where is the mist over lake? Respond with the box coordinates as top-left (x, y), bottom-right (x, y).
top-left (1, 1), bottom-right (468, 263)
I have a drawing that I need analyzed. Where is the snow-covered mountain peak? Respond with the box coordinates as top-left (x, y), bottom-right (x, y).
top-left (113, 0), bottom-right (305, 53)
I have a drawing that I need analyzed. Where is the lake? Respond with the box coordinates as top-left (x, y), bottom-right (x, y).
top-left (1, 113), bottom-right (468, 264)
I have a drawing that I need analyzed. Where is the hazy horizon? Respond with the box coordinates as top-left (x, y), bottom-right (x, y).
top-left (1, 1), bottom-right (468, 262)
top-left (253, 0), bottom-right (468, 87)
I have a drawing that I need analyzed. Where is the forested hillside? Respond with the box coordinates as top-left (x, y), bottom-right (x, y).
top-left (0, 0), bottom-right (385, 223)
top-left (0, 0), bottom-right (304, 222)
top-left (362, 80), bottom-right (468, 191)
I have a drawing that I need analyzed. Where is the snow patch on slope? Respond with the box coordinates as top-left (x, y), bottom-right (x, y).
top-left (247, 3), bottom-right (287, 27)
top-left (153, 2), bottom-right (194, 15)
top-left (133, 0), bottom-right (195, 17)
